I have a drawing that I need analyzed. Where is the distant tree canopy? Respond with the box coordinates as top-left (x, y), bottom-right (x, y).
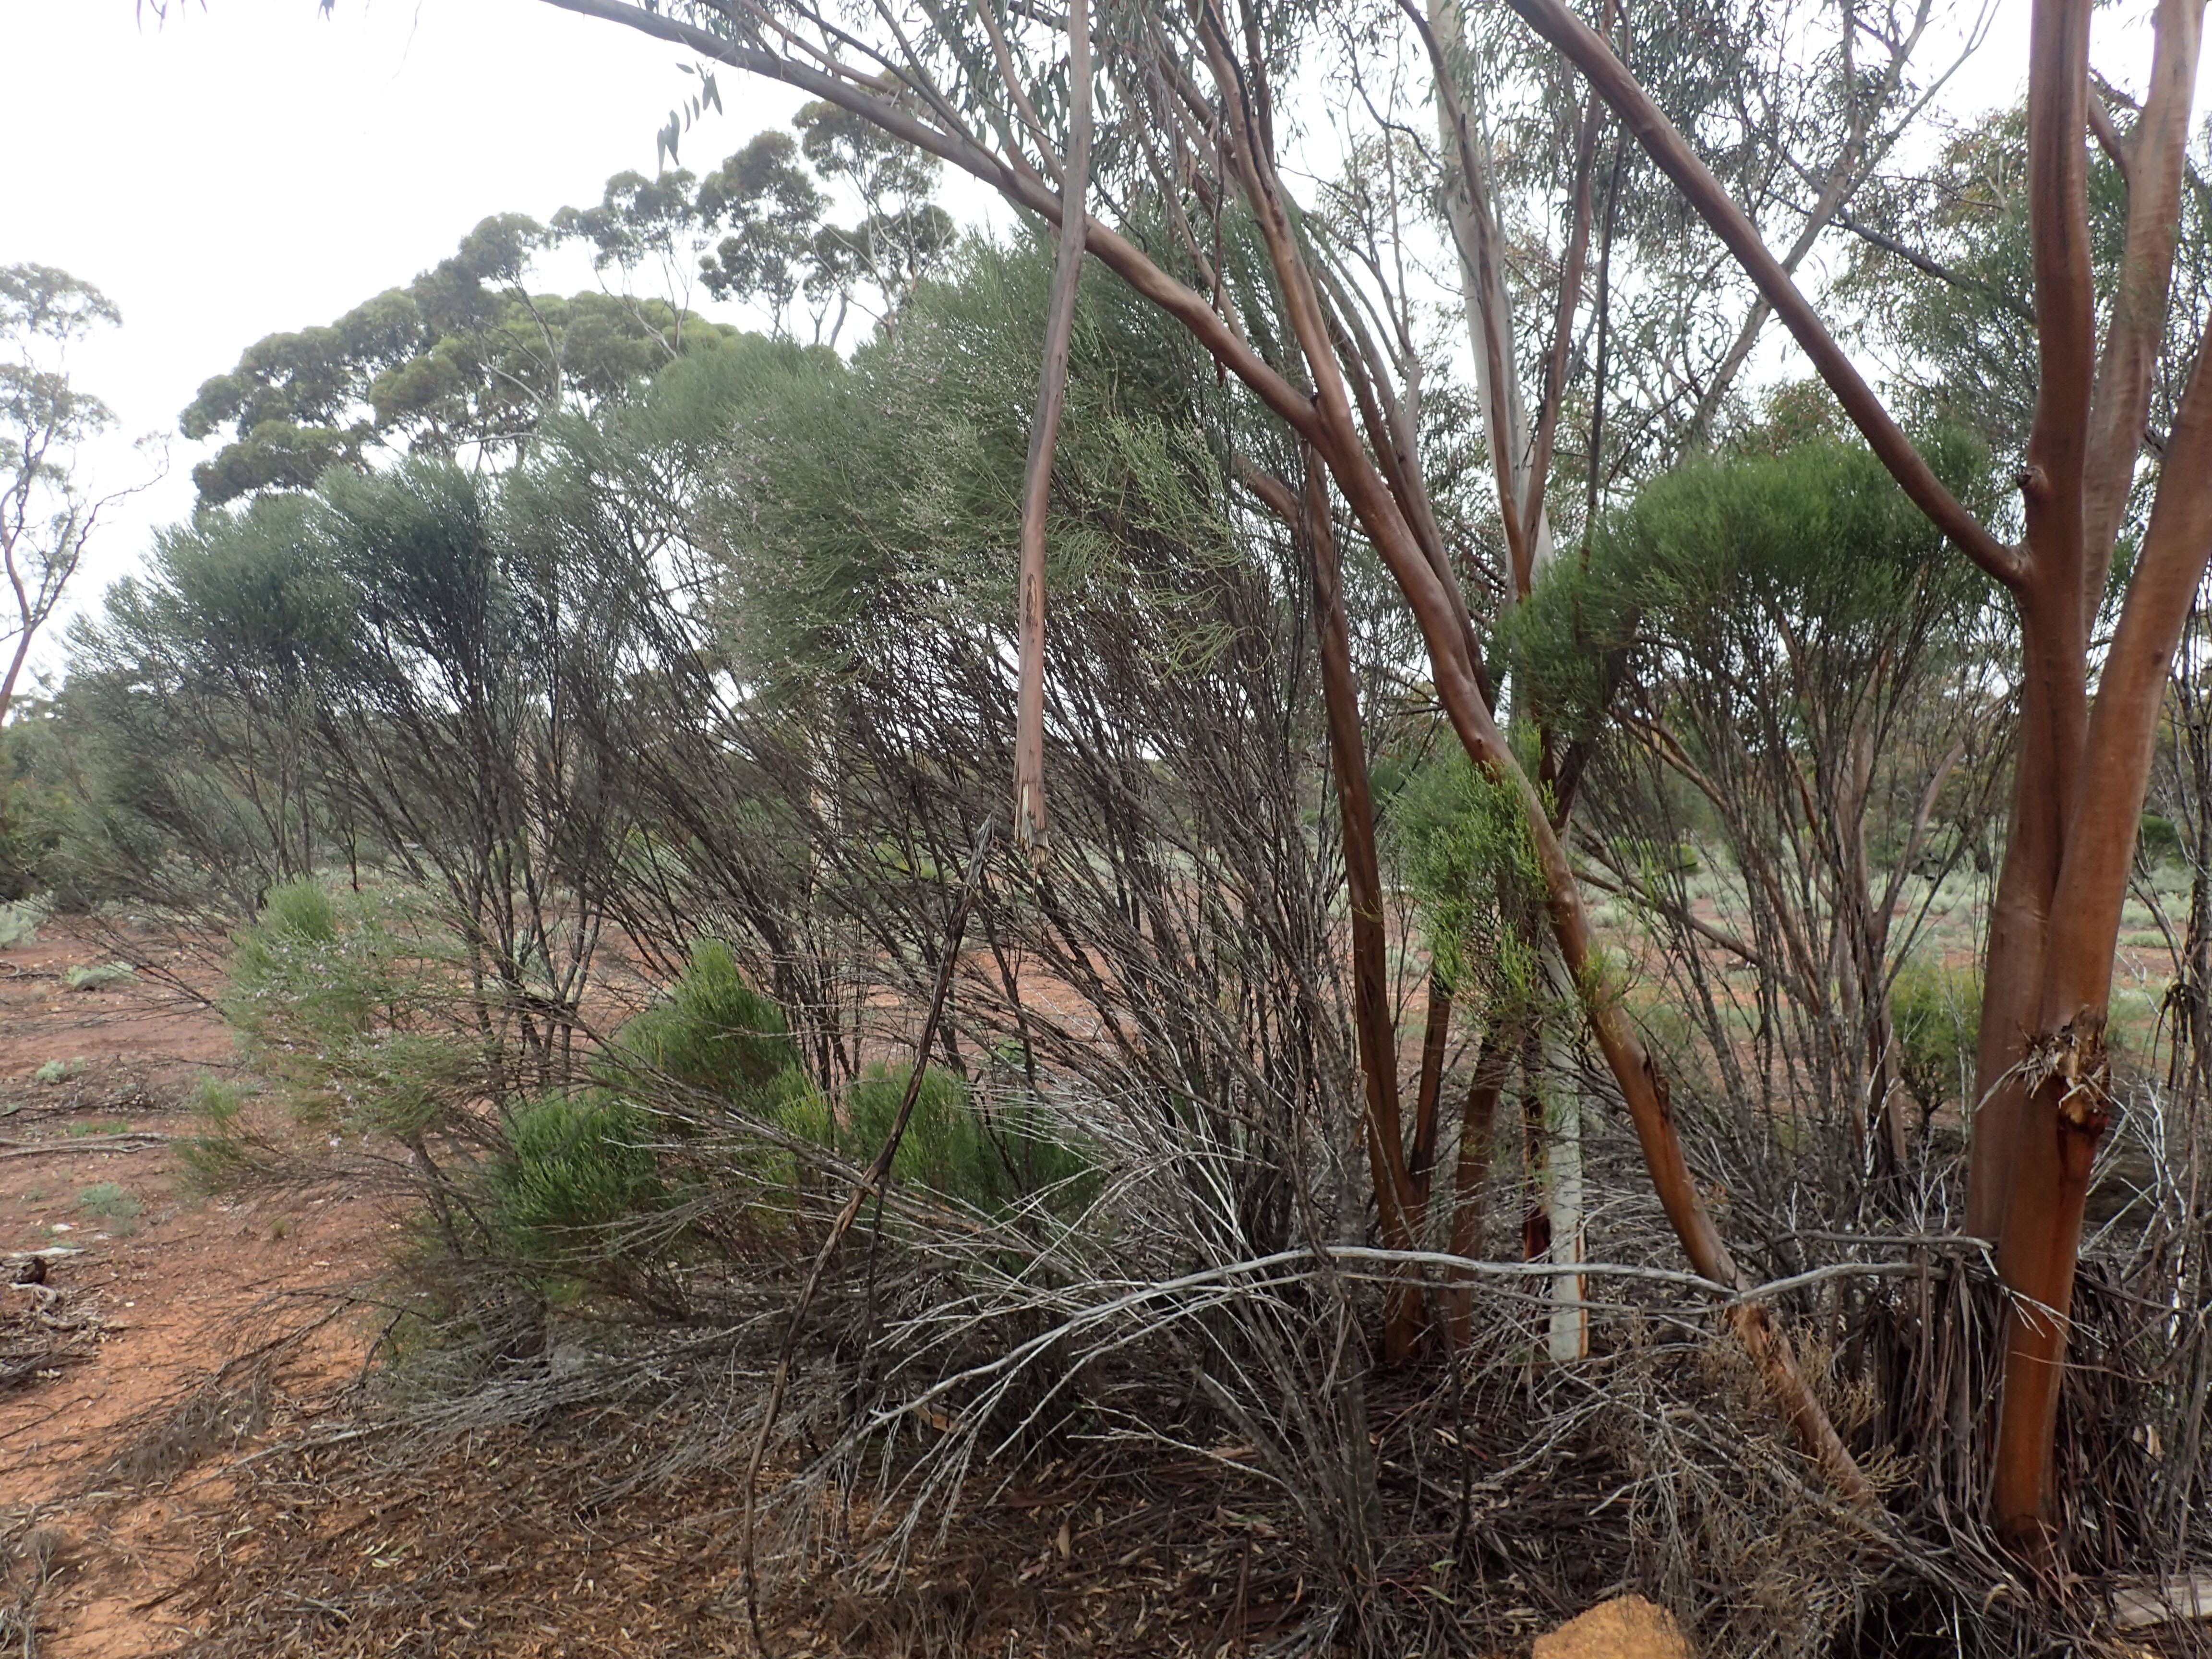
top-left (180, 102), bottom-right (952, 509)
top-left (1838, 108), bottom-right (2212, 469)
top-left (177, 214), bottom-right (739, 509)
top-left (565, 101), bottom-right (956, 348)
top-left (1, 262), bottom-right (133, 728)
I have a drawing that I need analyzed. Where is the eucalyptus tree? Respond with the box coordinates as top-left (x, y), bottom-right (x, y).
top-left (65, 493), bottom-right (353, 915)
top-left (181, 210), bottom-right (743, 506)
top-left (0, 264), bottom-right (151, 728)
top-left (280, 0), bottom-right (2207, 1569)
top-left (1836, 102), bottom-right (2212, 469)
top-left (562, 105), bottom-right (959, 348)
top-left (1514, 426), bottom-right (2006, 1198)
top-left (1504, 0), bottom-right (2212, 1558)
top-left (498, 0), bottom-right (1915, 1502)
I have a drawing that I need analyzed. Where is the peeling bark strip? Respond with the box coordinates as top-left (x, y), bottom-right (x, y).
top-left (1013, 0), bottom-right (1094, 861)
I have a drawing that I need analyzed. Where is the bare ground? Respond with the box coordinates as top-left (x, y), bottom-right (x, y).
top-left (0, 918), bottom-right (383, 1656)
top-left (0, 922), bottom-right (1375, 1658)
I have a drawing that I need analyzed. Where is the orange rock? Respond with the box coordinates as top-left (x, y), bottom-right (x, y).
top-left (1531, 1594), bottom-right (1693, 1659)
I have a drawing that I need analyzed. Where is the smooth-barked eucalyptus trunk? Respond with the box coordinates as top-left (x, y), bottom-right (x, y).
top-left (1503, 0), bottom-right (2212, 1553)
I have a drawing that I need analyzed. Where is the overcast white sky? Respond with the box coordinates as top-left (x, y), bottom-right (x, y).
top-left (0, 0), bottom-right (2191, 684)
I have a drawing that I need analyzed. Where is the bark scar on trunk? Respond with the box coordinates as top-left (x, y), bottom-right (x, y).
top-left (2025, 1014), bottom-right (2111, 1135)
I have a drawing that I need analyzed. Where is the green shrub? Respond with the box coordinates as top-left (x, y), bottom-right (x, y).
top-left (492, 1090), bottom-right (670, 1262)
top-left (0, 899), bottom-right (45, 950)
top-left (604, 938), bottom-right (799, 1109)
top-left (224, 878), bottom-right (401, 1052)
top-left (1893, 961), bottom-right (1981, 1115)
top-left (177, 1074), bottom-right (272, 1192)
top-left (811, 1063), bottom-right (1094, 1214)
top-left (75, 1181), bottom-right (142, 1232)
top-left (2139, 813), bottom-right (2183, 867)
top-left (221, 877), bottom-right (475, 1139)
top-left (1393, 751), bottom-right (1547, 1009)
top-left (482, 938), bottom-right (804, 1277)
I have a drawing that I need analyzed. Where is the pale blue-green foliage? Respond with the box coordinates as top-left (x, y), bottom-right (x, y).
top-left (1392, 750), bottom-right (1548, 1010)
top-left (221, 876), bottom-right (473, 1141)
top-left (700, 237), bottom-right (1239, 696)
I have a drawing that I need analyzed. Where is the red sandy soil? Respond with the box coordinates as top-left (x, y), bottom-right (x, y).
top-left (0, 917), bottom-right (384, 1656)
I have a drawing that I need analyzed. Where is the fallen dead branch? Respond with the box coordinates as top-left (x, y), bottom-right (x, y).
top-left (0, 1133), bottom-right (170, 1161)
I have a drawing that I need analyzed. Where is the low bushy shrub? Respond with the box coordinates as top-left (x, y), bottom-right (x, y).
top-left (604, 937), bottom-right (799, 1107)
top-left (813, 1063), bottom-right (1095, 1215)
top-left (176, 1074), bottom-right (270, 1192)
top-left (1893, 959), bottom-right (1981, 1117)
top-left (491, 1090), bottom-right (670, 1263)
top-left (220, 877), bottom-right (479, 1141)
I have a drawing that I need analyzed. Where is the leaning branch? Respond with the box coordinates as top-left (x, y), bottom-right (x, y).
top-left (1012, 0), bottom-right (1093, 859)
top-left (1500, 0), bottom-right (2024, 589)
top-left (2081, 0), bottom-right (2206, 603)
top-left (539, 0), bottom-right (1324, 439)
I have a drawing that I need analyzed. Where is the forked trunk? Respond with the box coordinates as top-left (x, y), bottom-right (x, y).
top-left (1986, 319), bottom-right (2212, 1548)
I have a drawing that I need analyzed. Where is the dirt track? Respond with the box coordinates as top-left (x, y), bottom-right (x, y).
top-left (1, 919), bottom-right (382, 1656)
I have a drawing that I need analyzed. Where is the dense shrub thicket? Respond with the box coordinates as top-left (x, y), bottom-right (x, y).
top-left (11, 225), bottom-right (2211, 1655)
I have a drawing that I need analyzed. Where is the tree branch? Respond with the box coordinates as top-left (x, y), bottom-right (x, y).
top-left (1499, 0), bottom-right (2025, 589)
top-left (1012, 0), bottom-right (1091, 860)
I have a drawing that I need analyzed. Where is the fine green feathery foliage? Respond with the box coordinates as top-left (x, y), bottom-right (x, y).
top-left (0, 699), bottom-right (75, 903)
top-left (704, 236), bottom-right (1241, 697)
top-left (1391, 749), bottom-right (1549, 1013)
top-left (601, 937), bottom-right (801, 1107)
top-left (1891, 960), bottom-right (1982, 1118)
top-left (60, 489), bottom-right (358, 913)
top-left (176, 1074), bottom-right (269, 1193)
top-left (1505, 429), bottom-right (1996, 748)
top-left (491, 1090), bottom-right (670, 1262)
top-left (766, 1060), bottom-right (1095, 1216)
top-left (840, 1064), bottom-right (1094, 1213)
top-left (220, 877), bottom-right (477, 1142)
top-left (590, 940), bottom-right (1092, 1215)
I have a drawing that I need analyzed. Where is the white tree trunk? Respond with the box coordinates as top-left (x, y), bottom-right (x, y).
top-left (1542, 941), bottom-right (1588, 1361)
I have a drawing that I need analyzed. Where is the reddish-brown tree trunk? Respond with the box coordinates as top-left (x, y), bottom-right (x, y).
top-left (1247, 454), bottom-right (1426, 1358)
top-left (1440, 1036), bottom-right (1510, 1348)
top-left (1492, 0), bottom-right (2212, 1550)
top-left (1303, 458), bottom-right (1427, 1358)
top-left (1991, 316), bottom-right (2212, 1549)
top-left (1011, 0), bottom-right (1093, 861)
